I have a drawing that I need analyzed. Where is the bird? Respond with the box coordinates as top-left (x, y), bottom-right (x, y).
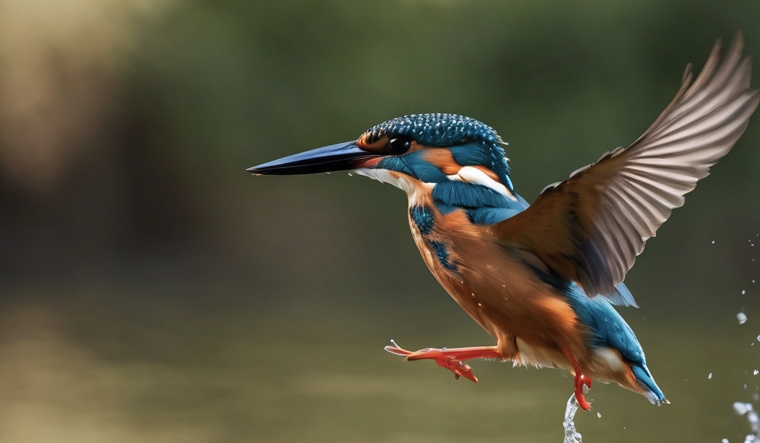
top-left (248, 33), bottom-right (759, 411)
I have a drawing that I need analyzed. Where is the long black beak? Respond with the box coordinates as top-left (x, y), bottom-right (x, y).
top-left (247, 141), bottom-right (379, 175)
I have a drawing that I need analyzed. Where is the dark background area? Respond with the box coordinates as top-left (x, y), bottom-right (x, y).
top-left (0, 1), bottom-right (759, 441)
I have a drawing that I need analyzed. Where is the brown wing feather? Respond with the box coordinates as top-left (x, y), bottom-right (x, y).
top-left (494, 32), bottom-right (760, 297)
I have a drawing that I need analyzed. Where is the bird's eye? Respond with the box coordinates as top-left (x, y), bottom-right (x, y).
top-left (387, 137), bottom-right (412, 155)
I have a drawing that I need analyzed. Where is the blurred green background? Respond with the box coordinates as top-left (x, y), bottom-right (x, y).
top-left (1, 0), bottom-right (759, 442)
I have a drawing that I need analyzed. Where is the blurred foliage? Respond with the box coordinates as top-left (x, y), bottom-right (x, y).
top-left (1, 0), bottom-right (760, 442)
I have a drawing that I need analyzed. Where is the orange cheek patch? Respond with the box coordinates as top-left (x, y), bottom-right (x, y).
top-left (424, 149), bottom-right (461, 175)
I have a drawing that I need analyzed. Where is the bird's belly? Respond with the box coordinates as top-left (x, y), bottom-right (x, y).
top-left (409, 208), bottom-right (587, 358)
top-left (514, 338), bottom-right (569, 369)
top-left (430, 248), bottom-right (585, 355)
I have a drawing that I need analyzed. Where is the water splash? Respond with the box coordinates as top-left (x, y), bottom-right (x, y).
top-left (563, 394), bottom-right (582, 443)
top-left (732, 402), bottom-right (759, 442)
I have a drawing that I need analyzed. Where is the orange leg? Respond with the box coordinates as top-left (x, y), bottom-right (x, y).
top-left (384, 340), bottom-right (501, 383)
top-left (561, 348), bottom-right (593, 411)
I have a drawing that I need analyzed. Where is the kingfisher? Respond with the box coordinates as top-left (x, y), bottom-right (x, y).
top-left (248, 34), bottom-right (759, 411)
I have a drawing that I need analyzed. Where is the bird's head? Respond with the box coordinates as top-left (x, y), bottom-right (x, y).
top-left (249, 113), bottom-right (515, 196)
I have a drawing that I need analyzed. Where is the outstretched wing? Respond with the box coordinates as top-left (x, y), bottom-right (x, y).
top-left (494, 32), bottom-right (760, 297)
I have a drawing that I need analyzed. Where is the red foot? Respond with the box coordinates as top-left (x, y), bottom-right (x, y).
top-left (384, 340), bottom-right (480, 383)
top-left (573, 373), bottom-right (593, 410)
top-left (562, 348), bottom-right (593, 411)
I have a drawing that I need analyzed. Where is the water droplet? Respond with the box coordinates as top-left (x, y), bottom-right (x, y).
top-left (734, 402), bottom-right (753, 415)
top-left (347, 172), bottom-right (353, 177)
top-left (712, 240), bottom-right (716, 244)
top-left (597, 412), bottom-right (602, 418)
top-left (757, 335), bottom-right (760, 342)
top-left (748, 410), bottom-right (759, 426)
top-left (737, 312), bottom-right (748, 324)
top-left (708, 372), bottom-right (713, 380)
top-left (742, 290), bottom-right (747, 295)
top-left (722, 438), bottom-right (729, 443)
top-left (753, 370), bottom-right (759, 376)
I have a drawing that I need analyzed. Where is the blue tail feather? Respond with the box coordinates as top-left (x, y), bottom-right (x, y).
top-left (563, 283), bottom-right (667, 404)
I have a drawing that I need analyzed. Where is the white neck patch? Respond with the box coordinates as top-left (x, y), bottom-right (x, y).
top-left (354, 169), bottom-right (433, 205)
top-left (448, 166), bottom-right (516, 201)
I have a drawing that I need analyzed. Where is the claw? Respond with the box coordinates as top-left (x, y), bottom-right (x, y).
top-left (384, 339), bottom-right (413, 357)
top-left (407, 348), bottom-right (479, 383)
top-left (383, 340), bottom-right (479, 383)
